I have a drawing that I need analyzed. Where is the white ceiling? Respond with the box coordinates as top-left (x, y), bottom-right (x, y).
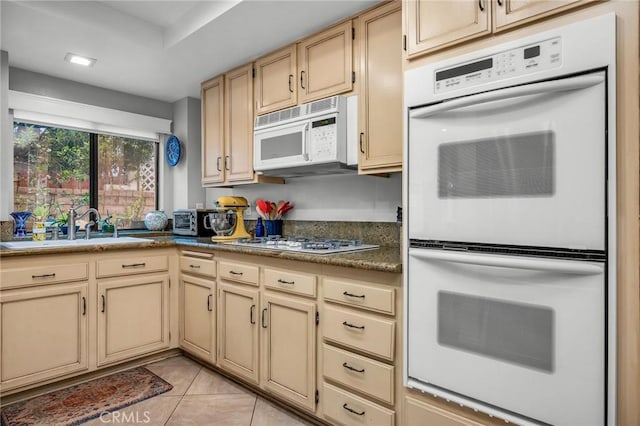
top-left (1, 0), bottom-right (380, 103)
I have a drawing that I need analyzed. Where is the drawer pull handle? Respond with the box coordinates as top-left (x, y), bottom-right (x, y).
top-left (250, 304), bottom-right (256, 324)
top-left (229, 270), bottom-right (243, 276)
top-left (343, 291), bottom-right (365, 299)
top-left (32, 273), bottom-right (56, 279)
top-left (122, 262), bottom-right (146, 268)
top-left (342, 362), bottom-right (365, 373)
top-left (342, 321), bottom-right (365, 330)
top-left (190, 264), bottom-right (201, 269)
top-left (342, 403), bottom-right (365, 416)
top-left (207, 294), bottom-right (213, 311)
top-left (82, 296), bottom-right (86, 316)
top-left (101, 295), bottom-right (106, 313)
top-left (277, 278), bottom-right (295, 285)
top-left (261, 308), bottom-right (268, 328)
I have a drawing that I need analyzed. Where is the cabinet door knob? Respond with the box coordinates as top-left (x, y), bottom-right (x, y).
top-left (250, 304), bottom-right (256, 324)
top-left (288, 74), bottom-right (294, 93)
top-left (300, 71), bottom-right (306, 90)
top-left (101, 295), bottom-right (106, 313)
top-left (207, 294), bottom-right (213, 311)
top-left (225, 156), bottom-right (230, 171)
top-left (359, 133), bottom-right (365, 154)
top-left (82, 296), bottom-right (86, 316)
top-left (342, 320), bottom-right (365, 330)
top-left (478, 0), bottom-right (485, 11)
top-left (216, 156), bottom-right (222, 171)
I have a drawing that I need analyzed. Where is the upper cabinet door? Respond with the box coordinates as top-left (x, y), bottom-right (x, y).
top-left (493, 0), bottom-right (599, 32)
top-left (404, 0), bottom-right (491, 58)
top-left (358, 2), bottom-right (403, 174)
top-left (201, 76), bottom-right (225, 186)
top-left (255, 45), bottom-right (297, 115)
top-left (298, 20), bottom-right (353, 104)
top-left (224, 64), bottom-right (255, 183)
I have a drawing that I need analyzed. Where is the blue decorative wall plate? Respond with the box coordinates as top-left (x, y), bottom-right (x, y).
top-left (166, 135), bottom-right (181, 166)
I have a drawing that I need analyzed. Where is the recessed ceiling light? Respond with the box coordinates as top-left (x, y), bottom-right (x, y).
top-left (64, 53), bottom-right (96, 67)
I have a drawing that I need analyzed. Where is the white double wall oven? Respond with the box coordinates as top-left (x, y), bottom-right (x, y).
top-left (404, 14), bottom-right (616, 426)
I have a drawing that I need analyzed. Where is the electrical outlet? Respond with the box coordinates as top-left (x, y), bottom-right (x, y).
top-left (245, 203), bottom-right (252, 217)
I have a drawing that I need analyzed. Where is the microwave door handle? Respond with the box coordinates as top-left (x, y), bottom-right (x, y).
top-left (410, 74), bottom-right (605, 119)
top-left (408, 249), bottom-right (604, 276)
top-left (302, 123), bottom-right (310, 161)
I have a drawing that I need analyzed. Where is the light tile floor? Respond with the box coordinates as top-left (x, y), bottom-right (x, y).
top-left (83, 356), bottom-right (314, 426)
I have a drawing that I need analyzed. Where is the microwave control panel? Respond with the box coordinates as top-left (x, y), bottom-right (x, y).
top-left (434, 36), bottom-right (562, 95)
top-left (309, 116), bottom-right (338, 159)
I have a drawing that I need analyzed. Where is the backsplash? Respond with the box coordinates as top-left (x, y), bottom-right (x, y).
top-left (206, 172), bottom-right (402, 222)
top-left (247, 220), bottom-right (400, 247)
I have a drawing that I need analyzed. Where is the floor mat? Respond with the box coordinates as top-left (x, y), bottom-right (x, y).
top-left (1, 366), bottom-right (173, 426)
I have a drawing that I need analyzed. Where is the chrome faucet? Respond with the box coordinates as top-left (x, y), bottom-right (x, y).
top-left (68, 204), bottom-right (101, 240)
top-left (84, 221), bottom-right (95, 240)
top-left (113, 217), bottom-right (125, 239)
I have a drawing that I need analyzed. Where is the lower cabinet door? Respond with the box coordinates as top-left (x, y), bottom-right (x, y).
top-left (97, 274), bottom-right (170, 366)
top-left (217, 282), bottom-right (260, 384)
top-left (180, 275), bottom-right (216, 363)
top-left (262, 293), bottom-right (317, 412)
top-left (0, 282), bottom-right (89, 391)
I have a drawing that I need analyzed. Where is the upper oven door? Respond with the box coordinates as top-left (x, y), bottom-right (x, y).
top-left (407, 72), bottom-right (606, 250)
top-left (254, 120), bottom-right (309, 171)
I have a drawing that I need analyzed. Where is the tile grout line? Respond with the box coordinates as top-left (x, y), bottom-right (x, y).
top-left (249, 394), bottom-right (259, 426)
top-left (163, 363), bottom-right (203, 425)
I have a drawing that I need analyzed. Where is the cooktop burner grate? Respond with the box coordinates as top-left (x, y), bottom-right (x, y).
top-left (227, 236), bottom-right (377, 255)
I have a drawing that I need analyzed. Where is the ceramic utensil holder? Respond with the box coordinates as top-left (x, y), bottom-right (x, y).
top-left (265, 219), bottom-right (283, 237)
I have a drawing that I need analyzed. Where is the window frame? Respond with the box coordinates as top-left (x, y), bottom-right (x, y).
top-left (13, 120), bottom-right (160, 230)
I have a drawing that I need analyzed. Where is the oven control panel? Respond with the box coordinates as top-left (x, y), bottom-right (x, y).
top-left (434, 37), bottom-right (562, 94)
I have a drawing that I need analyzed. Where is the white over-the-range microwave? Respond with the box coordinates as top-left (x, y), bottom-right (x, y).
top-left (253, 95), bottom-right (358, 177)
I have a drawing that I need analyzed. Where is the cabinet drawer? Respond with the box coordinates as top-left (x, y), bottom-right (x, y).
top-left (1, 262), bottom-right (88, 289)
top-left (219, 261), bottom-right (259, 286)
top-left (180, 255), bottom-right (216, 278)
top-left (263, 268), bottom-right (316, 298)
top-left (324, 278), bottom-right (394, 315)
top-left (405, 396), bottom-right (484, 426)
top-left (323, 344), bottom-right (394, 405)
top-left (323, 382), bottom-right (395, 426)
top-left (323, 306), bottom-right (395, 361)
top-left (97, 255), bottom-right (168, 278)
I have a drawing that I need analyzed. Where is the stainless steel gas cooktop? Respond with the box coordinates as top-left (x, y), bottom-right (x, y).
top-left (226, 236), bottom-right (379, 255)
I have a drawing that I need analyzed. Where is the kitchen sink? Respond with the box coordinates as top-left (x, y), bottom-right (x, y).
top-left (1, 237), bottom-right (154, 250)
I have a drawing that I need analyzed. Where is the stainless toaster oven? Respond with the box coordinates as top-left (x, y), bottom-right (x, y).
top-left (172, 209), bottom-right (216, 236)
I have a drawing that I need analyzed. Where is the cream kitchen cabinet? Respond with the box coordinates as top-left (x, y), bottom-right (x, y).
top-left (493, 0), bottom-right (601, 32)
top-left (261, 291), bottom-right (317, 412)
top-left (217, 259), bottom-right (260, 383)
top-left (224, 64), bottom-right (256, 183)
top-left (97, 254), bottom-right (171, 366)
top-left (217, 282), bottom-right (260, 384)
top-left (179, 251), bottom-right (216, 363)
top-left (201, 75), bottom-right (225, 185)
top-left (254, 45), bottom-right (297, 115)
top-left (357, 2), bottom-right (403, 174)
top-left (201, 66), bottom-right (283, 186)
top-left (298, 20), bottom-right (354, 104)
top-left (320, 269), bottom-right (400, 426)
top-left (404, 0), bottom-right (599, 59)
top-left (0, 282), bottom-right (89, 392)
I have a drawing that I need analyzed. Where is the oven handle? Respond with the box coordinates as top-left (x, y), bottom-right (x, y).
top-left (409, 249), bottom-right (604, 275)
top-left (410, 74), bottom-right (605, 119)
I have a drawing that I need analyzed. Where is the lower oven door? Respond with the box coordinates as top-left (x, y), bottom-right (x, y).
top-left (407, 248), bottom-right (605, 426)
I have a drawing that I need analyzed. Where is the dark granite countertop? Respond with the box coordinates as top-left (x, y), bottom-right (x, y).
top-left (0, 235), bottom-right (402, 273)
